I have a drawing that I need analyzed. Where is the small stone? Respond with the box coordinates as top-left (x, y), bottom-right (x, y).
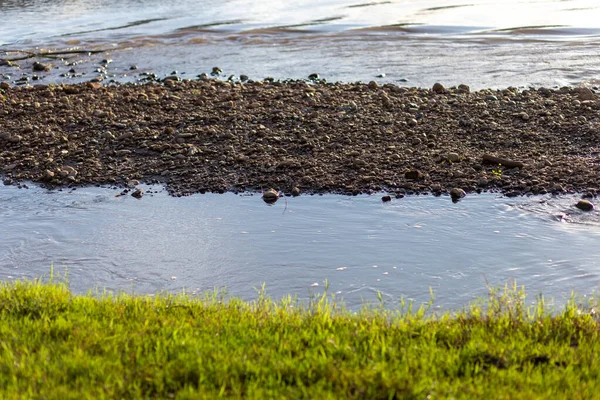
top-left (0, 82), bottom-right (9, 90)
top-left (32, 61), bottom-right (49, 72)
top-left (131, 188), bottom-right (143, 199)
top-left (450, 188), bottom-right (466, 201)
top-left (457, 84), bottom-right (470, 93)
top-left (43, 170), bottom-right (55, 180)
top-left (262, 188), bottom-right (279, 204)
top-left (163, 75), bottom-right (180, 82)
top-left (432, 82), bottom-right (445, 93)
top-left (576, 199), bottom-right (594, 211)
top-left (486, 95), bottom-right (498, 101)
top-left (411, 137), bottom-right (422, 146)
top-left (574, 87), bottom-right (595, 101)
top-left (376, 73), bottom-right (386, 78)
top-left (442, 153), bottom-right (460, 163)
top-left (240, 74), bottom-right (249, 82)
top-left (308, 73), bottom-right (319, 80)
top-left (408, 118), bottom-right (418, 127)
top-left (130, 65), bottom-right (138, 70)
top-left (405, 170), bottom-right (423, 180)
top-left (211, 67), bottom-right (222, 76)
top-left (518, 112), bottom-right (530, 121)
top-left (291, 187), bottom-right (301, 197)
top-left (368, 81), bottom-right (378, 89)
top-left (381, 195), bottom-right (392, 202)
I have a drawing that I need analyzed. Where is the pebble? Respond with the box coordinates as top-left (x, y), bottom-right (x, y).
top-left (450, 188), bottom-right (466, 201)
top-left (381, 195), bottom-right (391, 202)
top-left (262, 188), bottom-right (279, 203)
top-left (131, 188), bottom-right (143, 199)
top-left (291, 187), bottom-right (301, 197)
top-left (576, 199), bottom-right (594, 211)
top-left (574, 87), bottom-right (595, 101)
top-left (457, 84), bottom-right (470, 93)
top-left (442, 153), bottom-right (460, 163)
top-left (405, 170), bottom-right (423, 180)
top-left (432, 82), bottom-right (445, 93)
top-left (32, 62), bottom-right (49, 72)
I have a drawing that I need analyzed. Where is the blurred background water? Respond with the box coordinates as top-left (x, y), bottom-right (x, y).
top-left (1, 0), bottom-right (600, 88)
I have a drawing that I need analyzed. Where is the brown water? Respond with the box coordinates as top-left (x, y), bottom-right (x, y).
top-left (2, 184), bottom-right (600, 310)
top-left (2, 0), bottom-right (600, 88)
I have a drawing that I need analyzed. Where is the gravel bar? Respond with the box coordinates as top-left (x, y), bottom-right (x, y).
top-left (1, 79), bottom-right (600, 197)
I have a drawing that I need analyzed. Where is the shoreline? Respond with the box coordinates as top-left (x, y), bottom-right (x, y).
top-left (1, 79), bottom-right (600, 198)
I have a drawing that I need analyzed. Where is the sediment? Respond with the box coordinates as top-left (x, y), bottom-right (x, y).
top-left (1, 79), bottom-right (599, 197)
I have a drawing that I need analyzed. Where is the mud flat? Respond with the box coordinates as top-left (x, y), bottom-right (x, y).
top-left (1, 79), bottom-right (599, 197)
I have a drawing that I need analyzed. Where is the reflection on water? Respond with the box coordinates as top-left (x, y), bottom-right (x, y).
top-left (1, 0), bottom-right (600, 88)
top-left (2, 184), bottom-right (600, 310)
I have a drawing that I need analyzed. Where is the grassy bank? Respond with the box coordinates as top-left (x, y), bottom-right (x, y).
top-left (0, 278), bottom-right (599, 399)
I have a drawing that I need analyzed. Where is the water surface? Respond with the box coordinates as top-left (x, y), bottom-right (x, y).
top-left (2, 0), bottom-right (600, 88)
top-left (2, 184), bottom-right (600, 310)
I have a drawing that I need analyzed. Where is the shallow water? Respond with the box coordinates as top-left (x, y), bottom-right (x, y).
top-left (2, 0), bottom-right (600, 88)
top-left (2, 184), bottom-right (600, 310)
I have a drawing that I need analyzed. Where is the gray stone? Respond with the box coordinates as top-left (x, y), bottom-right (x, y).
top-left (576, 199), bottom-right (594, 211)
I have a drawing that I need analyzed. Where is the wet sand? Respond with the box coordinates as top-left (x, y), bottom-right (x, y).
top-left (1, 79), bottom-right (600, 197)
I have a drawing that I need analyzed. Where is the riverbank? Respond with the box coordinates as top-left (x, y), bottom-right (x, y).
top-left (0, 278), bottom-right (598, 398)
top-left (1, 80), bottom-right (600, 197)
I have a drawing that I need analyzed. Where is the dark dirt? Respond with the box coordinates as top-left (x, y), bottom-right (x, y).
top-left (1, 79), bottom-right (600, 197)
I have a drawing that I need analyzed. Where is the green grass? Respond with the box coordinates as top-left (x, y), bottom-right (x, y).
top-left (1, 276), bottom-right (599, 399)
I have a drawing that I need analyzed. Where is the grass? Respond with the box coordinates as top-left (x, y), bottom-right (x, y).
top-left (1, 275), bottom-right (599, 399)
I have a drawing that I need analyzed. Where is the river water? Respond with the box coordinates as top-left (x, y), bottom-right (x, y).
top-left (2, 184), bottom-right (600, 310)
top-left (1, 0), bottom-right (600, 89)
top-left (2, 1), bottom-right (600, 309)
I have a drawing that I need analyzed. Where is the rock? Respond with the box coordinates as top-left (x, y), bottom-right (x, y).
top-left (368, 81), bottom-right (378, 90)
top-left (131, 188), bottom-right (143, 199)
top-left (32, 62), bottom-right (49, 72)
top-left (291, 187), bottom-right (301, 197)
top-left (518, 112), bottom-right (530, 121)
top-left (381, 195), bottom-right (392, 202)
top-left (308, 73), bottom-right (319, 80)
top-left (486, 95), bottom-right (498, 101)
top-left (574, 87), bottom-right (596, 101)
top-left (58, 166), bottom-right (77, 178)
top-left (450, 188), bottom-right (466, 201)
top-left (262, 188), bottom-right (279, 203)
top-left (405, 170), bottom-right (424, 180)
top-left (457, 84), bottom-right (470, 94)
top-left (482, 154), bottom-right (525, 169)
top-left (432, 82), bottom-right (445, 93)
top-left (442, 153), bottom-right (460, 163)
top-left (211, 67), bottom-right (222, 76)
top-left (43, 170), bottom-right (55, 180)
top-left (240, 74), bottom-right (249, 82)
top-left (576, 199), bottom-right (594, 211)
top-left (0, 82), bottom-right (9, 90)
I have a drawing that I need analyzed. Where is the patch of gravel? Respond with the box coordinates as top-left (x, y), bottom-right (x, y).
top-left (1, 79), bottom-right (600, 197)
